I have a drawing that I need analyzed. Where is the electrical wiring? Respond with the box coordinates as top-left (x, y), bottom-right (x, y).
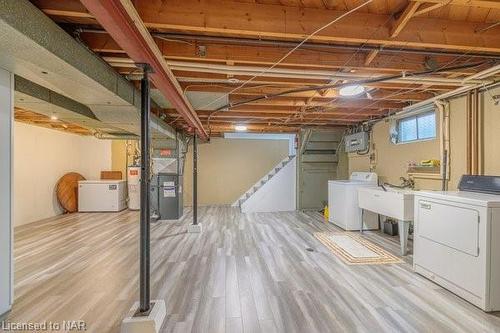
top-left (297, 33), bottom-right (429, 119)
top-left (286, 55), bottom-right (489, 127)
top-left (276, 13), bottom-right (397, 126)
top-left (245, 60), bottom-right (488, 130)
top-left (199, 0), bottom-right (374, 113)
top-left (210, 60), bottom-right (486, 132)
top-left (341, 53), bottom-right (491, 122)
top-left (202, 4), bottom-right (492, 135)
top-left (293, 29), bottom-right (489, 126)
top-left (295, 51), bottom-right (493, 133)
top-left (208, 11), bottom-right (413, 133)
top-left (214, 61), bottom-right (487, 111)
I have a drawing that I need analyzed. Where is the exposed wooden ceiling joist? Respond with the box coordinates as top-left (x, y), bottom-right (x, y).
top-left (14, 107), bottom-right (92, 135)
top-left (391, 2), bottom-right (421, 38)
top-left (410, 0), bottom-right (500, 10)
top-left (81, 32), bottom-right (441, 74)
top-left (28, 0), bottom-right (500, 135)
top-left (33, 0), bottom-right (500, 53)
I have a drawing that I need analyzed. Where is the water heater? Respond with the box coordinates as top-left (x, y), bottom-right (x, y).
top-left (127, 166), bottom-right (141, 210)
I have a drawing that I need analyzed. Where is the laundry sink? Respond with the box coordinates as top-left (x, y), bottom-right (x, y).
top-left (357, 186), bottom-right (415, 255)
top-left (358, 186), bottom-right (414, 221)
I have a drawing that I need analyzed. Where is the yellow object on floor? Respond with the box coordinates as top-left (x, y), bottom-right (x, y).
top-left (323, 205), bottom-right (329, 221)
top-left (420, 159), bottom-right (440, 167)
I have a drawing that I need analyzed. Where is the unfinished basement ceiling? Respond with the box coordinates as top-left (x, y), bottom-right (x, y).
top-left (28, 0), bottom-right (500, 135)
top-left (0, 0), bottom-right (176, 140)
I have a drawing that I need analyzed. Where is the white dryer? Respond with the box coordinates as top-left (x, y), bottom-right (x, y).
top-left (414, 175), bottom-right (500, 311)
top-left (328, 172), bottom-right (379, 231)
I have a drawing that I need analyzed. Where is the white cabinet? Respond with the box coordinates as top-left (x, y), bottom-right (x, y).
top-left (414, 191), bottom-right (500, 311)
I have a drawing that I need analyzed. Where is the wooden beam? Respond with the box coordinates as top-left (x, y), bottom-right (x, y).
top-left (81, 32), bottom-right (431, 73)
top-left (413, 1), bottom-right (451, 16)
top-left (228, 96), bottom-right (407, 109)
top-left (203, 104), bottom-right (386, 115)
top-left (190, 109), bottom-right (382, 118)
top-left (34, 0), bottom-right (500, 53)
top-left (391, 2), bottom-right (421, 38)
top-left (227, 90), bottom-right (433, 101)
top-left (411, 0), bottom-right (500, 10)
top-left (207, 119), bottom-right (352, 126)
top-left (78, 0), bottom-right (208, 139)
top-left (321, 0), bottom-right (338, 9)
top-left (364, 49), bottom-right (380, 66)
top-left (195, 113), bottom-right (365, 122)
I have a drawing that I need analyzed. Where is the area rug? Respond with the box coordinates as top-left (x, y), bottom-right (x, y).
top-left (314, 232), bottom-right (403, 265)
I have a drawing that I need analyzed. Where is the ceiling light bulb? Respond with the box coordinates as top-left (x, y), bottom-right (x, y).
top-left (234, 125), bottom-right (247, 132)
top-left (339, 85), bottom-right (365, 97)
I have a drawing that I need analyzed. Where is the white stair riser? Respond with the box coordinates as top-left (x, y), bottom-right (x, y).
top-left (237, 156), bottom-right (294, 207)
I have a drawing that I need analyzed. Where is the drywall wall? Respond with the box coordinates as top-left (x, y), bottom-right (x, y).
top-left (13, 122), bottom-right (112, 226)
top-left (482, 85), bottom-right (500, 176)
top-left (348, 85), bottom-right (500, 191)
top-left (348, 118), bottom-right (441, 190)
top-left (241, 156), bottom-right (296, 213)
top-left (111, 140), bottom-right (128, 179)
top-left (0, 67), bottom-right (13, 316)
top-left (183, 137), bottom-right (289, 205)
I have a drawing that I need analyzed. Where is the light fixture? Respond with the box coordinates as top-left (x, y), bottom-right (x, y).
top-left (339, 85), bottom-right (365, 97)
top-left (234, 125), bottom-right (247, 132)
top-left (50, 114), bottom-right (58, 121)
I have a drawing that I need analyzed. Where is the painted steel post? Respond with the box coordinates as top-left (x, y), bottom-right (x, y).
top-left (193, 134), bottom-right (198, 225)
top-left (139, 65), bottom-right (151, 314)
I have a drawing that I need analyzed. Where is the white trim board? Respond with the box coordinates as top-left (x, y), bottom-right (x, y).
top-left (0, 67), bottom-right (13, 316)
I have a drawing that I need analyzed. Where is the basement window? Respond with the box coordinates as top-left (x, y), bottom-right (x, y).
top-left (397, 111), bottom-right (436, 143)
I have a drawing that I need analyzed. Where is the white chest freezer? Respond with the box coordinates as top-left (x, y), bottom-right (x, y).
top-left (78, 180), bottom-right (127, 212)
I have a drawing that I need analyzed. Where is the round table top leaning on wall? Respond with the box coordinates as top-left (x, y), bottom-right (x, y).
top-left (56, 172), bottom-right (85, 213)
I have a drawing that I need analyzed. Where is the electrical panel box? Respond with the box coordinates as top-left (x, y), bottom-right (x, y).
top-left (345, 131), bottom-right (369, 153)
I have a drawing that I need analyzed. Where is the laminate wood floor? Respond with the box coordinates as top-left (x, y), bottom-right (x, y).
top-left (5, 206), bottom-right (500, 332)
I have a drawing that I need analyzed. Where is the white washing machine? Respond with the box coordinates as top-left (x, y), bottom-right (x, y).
top-left (328, 172), bottom-right (379, 231)
top-left (414, 175), bottom-right (500, 312)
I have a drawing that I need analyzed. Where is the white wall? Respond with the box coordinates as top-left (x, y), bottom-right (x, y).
top-left (241, 157), bottom-right (296, 213)
top-left (183, 138), bottom-right (289, 205)
top-left (0, 68), bottom-right (13, 316)
top-left (13, 122), bottom-right (112, 226)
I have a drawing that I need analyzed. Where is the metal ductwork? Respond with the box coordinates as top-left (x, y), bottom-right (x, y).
top-left (78, 0), bottom-right (208, 140)
top-left (0, 0), bottom-right (176, 140)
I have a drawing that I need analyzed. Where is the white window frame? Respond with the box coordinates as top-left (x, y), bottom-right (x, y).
top-left (396, 110), bottom-right (437, 144)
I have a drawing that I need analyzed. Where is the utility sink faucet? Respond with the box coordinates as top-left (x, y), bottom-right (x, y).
top-left (400, 177), bottom-right (415, 189)
top-left (383, 177), bottom-right (415, 190)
